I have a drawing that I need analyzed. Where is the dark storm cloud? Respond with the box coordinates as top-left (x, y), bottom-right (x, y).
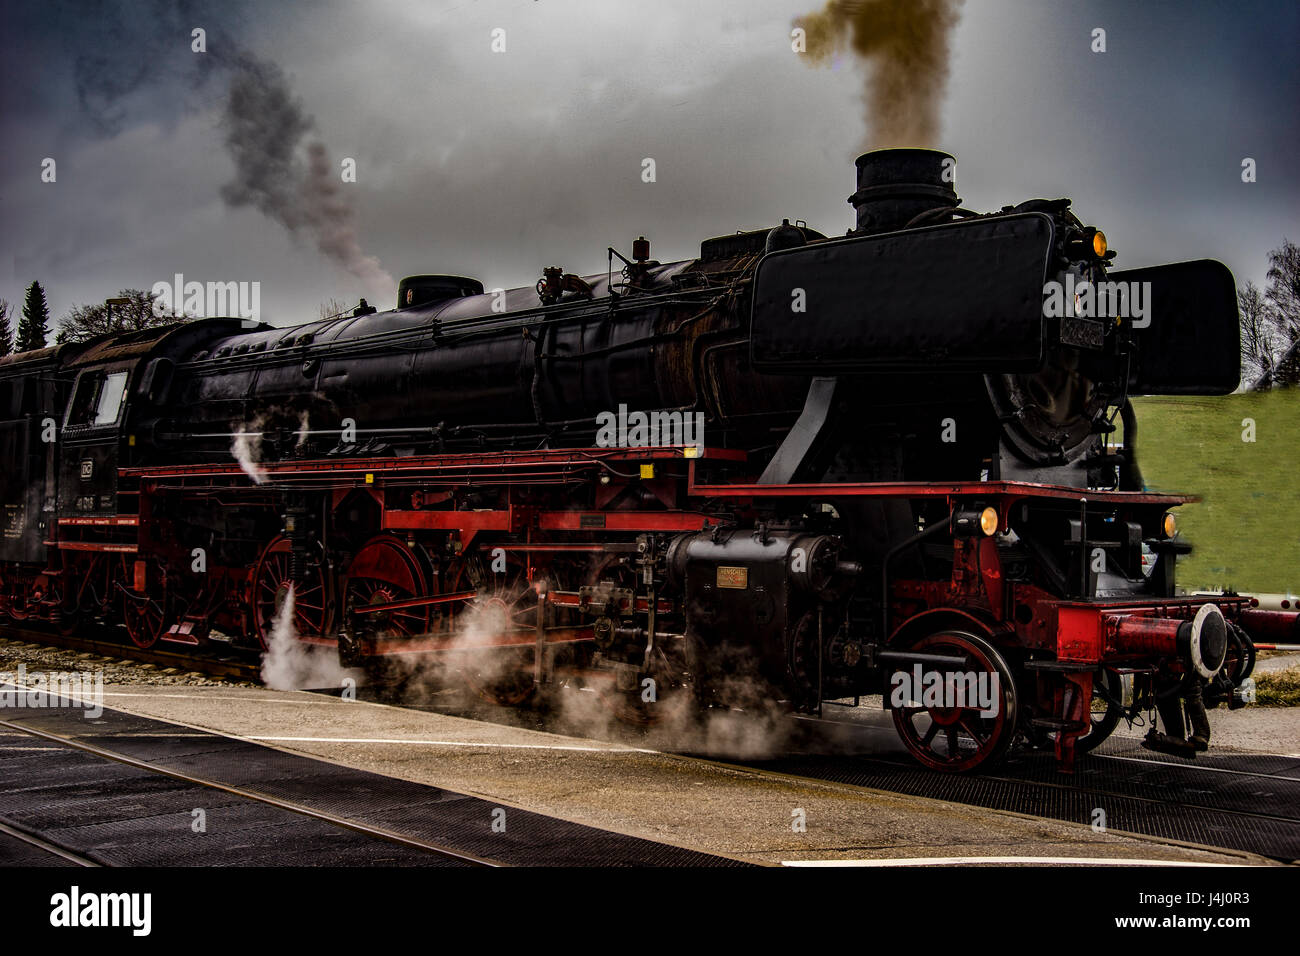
top-left (0, 0), bottom-right (394, 303)
top-left (949, 0), bottom-right (1300, 286)
top-left (0, 0), bottom-right (248, 133)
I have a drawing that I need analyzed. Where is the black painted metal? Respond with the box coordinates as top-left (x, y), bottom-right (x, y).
top-left (1116, 259), bottom-right (1242, 395)
top-left (750, 213), bottom-right (1055, 374)
top-left (850, 148), bottom-right (959, 234)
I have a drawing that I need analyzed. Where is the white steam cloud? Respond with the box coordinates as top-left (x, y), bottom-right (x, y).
top-left (260, 584), bottom-right (361, 691)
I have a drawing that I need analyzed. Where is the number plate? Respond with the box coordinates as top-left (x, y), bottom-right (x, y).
top-left (716, 566), bottom-right (748, 589)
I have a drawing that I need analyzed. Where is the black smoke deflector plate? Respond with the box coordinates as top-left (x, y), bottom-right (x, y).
top-left (750, 212), bottom-right (1055, 374)
top-left (1112, 259), bottom-right (1241, 395)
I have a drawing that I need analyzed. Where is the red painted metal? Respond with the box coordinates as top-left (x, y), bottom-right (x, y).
top-left (382, 509), bottom-right (514, 535)
top-left (58, 516), bottom-right (139, 527)
top-left (55, 541), bottom-right (138, 553)
top-left (1109, 614), bottom-right (1184, 658)
top-left (1055, 671), bottom-right (1094, 772)
top-left (350, 590), bottom-right (477, 615)
top-left (687, 464), bottom-right (1193, 507)
top-left (1239, 608), bottom-right (1300, 642)
top-left (1056, 606), bottom-right (1104, 661)
top-left (537, 511), bottom-right (713, 532)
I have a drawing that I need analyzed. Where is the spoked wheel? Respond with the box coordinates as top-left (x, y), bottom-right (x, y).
top-left (252, 535), bottom-right (332, 650)
top-left (446, 552), bottom-right (555, 706)
top-left (890, 629), bottom-right (1019, 772)
top-left (119, 558), bottom-right (172, 649)
top-left (345, 536), bottom-right (430, 643)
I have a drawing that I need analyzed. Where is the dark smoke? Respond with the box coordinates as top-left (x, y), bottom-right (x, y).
top-left (796, 0), bottom-right (965, 150)
top-left (220, 59), bottom-right (394, 295)
top-left (35, 0), bottom-right (392, 296)
top-left (219, 58), bottom-right (314, 231)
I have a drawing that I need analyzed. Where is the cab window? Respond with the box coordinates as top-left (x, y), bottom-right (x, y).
top-left (94, 372), bottom-right (129, 425)
top-left (67, 371), bottom-right (130, 427)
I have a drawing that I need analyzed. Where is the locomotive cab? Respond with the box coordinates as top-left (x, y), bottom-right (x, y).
top-left (0, 346), bottom-right (82, 565)
top-left (60, 364), bottom-right (133, 514)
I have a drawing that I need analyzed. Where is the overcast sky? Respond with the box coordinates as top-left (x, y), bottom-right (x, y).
top-left (2, 0), bottom-right (1296, 329)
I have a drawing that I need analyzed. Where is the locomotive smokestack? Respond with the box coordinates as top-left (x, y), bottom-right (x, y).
top-left (850, 147), bottom-right (957, 234)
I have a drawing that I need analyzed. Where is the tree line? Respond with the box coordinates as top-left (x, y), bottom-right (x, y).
top-left (0, 283), bottom-right (185, 357)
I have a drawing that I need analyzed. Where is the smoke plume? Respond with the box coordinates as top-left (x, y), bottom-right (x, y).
top-left (38, 1), bottom-right (393, 298)
top-left (220, 59), bottom-right (395, 298)
top-left (796, 0), bottom-right (965, 149)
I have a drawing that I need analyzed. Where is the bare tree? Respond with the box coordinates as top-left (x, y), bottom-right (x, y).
top-left (1265, 239), bottom-right (1300, 343)
top-left (1256, 239), bottom-right (1300, 388)
top-left (56, 288), bottom-right (190, 345)
top-left (1238, 281), bottom-right (1275, 386)
top-left (318, 297), bottom-right (350, 321)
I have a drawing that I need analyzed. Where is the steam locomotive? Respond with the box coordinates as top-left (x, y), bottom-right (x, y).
top-left (1, 148), bottom-right (1290, 771)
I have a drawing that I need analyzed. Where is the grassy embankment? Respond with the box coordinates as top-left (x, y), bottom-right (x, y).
top-left (1130, 391), bottom-right (1300, 704)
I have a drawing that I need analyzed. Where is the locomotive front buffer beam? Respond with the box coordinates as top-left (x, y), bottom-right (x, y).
top-left (1051, 598), bottom-right (1288, 764)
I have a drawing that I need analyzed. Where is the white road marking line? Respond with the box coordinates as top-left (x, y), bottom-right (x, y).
top-left (782, 856), bottom-right (1243, 867)
top-left (245, 734), bottom-right (654, 753)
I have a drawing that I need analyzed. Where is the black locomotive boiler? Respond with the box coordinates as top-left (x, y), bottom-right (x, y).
top-left (1, 148), bottom-right (1290, 771)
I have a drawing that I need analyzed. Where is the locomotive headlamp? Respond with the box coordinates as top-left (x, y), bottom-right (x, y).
top-left (1162, 512), bottom-right (1177, 537)
top-left (1067, 228), bottom-right (1108, 261)
top-left (953, 506), bottom-right (999, 537)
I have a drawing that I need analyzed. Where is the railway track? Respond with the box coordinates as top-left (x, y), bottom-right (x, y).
top-left (4, 625), bottom-right (1294, 864)
top-left (0, 818), bottom-right (100, 867)
top-left (722, 714), bottom-right (1300, 863)
top-left (0, 700), bottom-right (746, 867)
top-left (0, 715), bottom-right (500, 867)
top-left (0, 623), bottom-right (261, 682)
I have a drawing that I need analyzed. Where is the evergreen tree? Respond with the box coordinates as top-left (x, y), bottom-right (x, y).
top-left (17, 281), bottom-right (51, 352)
top-left (0, 299), bottom-right (13, 357)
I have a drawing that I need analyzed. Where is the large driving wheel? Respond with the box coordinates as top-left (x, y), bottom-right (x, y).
top-left (890, 629), bottom-right (1019, 772)
top-left (252, 535), bottom-right (332, 650)
top-left (345, 536), bottom-right (430, 642)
